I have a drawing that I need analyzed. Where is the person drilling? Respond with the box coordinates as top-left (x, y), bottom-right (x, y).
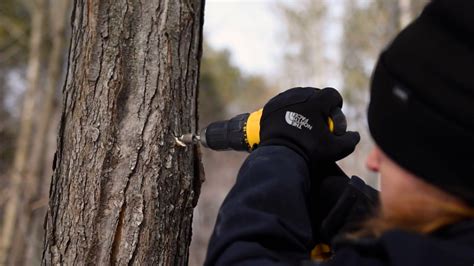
top-left (180, 0), bottom-right (474, 265)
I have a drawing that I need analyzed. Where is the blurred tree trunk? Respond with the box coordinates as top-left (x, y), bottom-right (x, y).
top-left (410, 0), bottom-right (429, 18)
top-left (0, 0), bottom-right (46, 264)
top-left (42, 0), bottom-right (204, 265)
top-left (383, 0), bottom-right (402, 40)
top-left (398, 0), bottom-right (412, 28)
top-left (277, 0), bottom-right (328, 87)
top-left (338, 0), bottom-right (405, 185)
top-left (19, 0), bottom-right (70, 264)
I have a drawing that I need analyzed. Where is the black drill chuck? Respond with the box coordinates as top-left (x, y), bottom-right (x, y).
top-left (200, 113), bottom-right (250, 151)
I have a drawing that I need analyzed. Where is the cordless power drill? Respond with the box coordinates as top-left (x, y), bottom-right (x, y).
top-left (178, 108), bottom-right (347, 151)
top-left (177, 103), bottom-right (347, 260)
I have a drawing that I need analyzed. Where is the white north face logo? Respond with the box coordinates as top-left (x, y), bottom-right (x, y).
top-left (285, 111), bottom-right (313, 130)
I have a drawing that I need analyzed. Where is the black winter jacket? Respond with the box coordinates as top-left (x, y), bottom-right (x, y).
top-left (205, 146), bottom-right (474, 266)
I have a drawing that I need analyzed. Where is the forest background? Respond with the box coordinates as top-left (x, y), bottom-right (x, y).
top-left (0, 0), bottom-right (426, 265)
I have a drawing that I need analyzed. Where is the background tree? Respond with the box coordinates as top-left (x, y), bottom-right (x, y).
top-left (0, 0), bottom-right (47, 263)
top-left (0, 2), bottom-right (45, 207)
top-left (0, 0), bottom-right (31, 250)
top-left (0, 0), bottom-right (70, 264)
top-left (276, 0), bottom-right (428, 185)
top-left (0, 0), bottom-right (29, 66)
top-left (22, 0), bottom-right (70, 263)
top-left (42, 1), bottom-right (205, 264)
top-left (199, 42), bottom-right (272, 125)
top-left (190, 42), bottom-right (272, 265)
top-left (0, 73), bottom-right (16, 176)
top-left (277, 0), bottom-right (328, 86)
top-left (339, 0), bottom-right (427, 183)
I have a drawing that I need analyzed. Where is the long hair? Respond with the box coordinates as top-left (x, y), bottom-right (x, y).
top-left (352, 187), bottom-right (474, 238)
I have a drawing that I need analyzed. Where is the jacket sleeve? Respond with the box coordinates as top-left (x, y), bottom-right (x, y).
top-left (317, 176), bottom-right (379, 242)
top-left (204, 145), bottom-right (314, 265)
top-left (204, 145), bottom-right (382, 266)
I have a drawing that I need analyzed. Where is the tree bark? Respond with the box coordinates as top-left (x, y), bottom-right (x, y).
top-left (42, 0), bottom-right (205, 265)
top-left (0, 0), bottom-right (46, 264)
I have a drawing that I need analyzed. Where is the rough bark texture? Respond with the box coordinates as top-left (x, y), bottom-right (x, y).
top-left (42, 0), bottom-right (205, 265)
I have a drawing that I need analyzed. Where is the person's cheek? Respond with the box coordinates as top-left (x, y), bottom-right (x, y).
top-left (366, 148), bottom-right (380, 172)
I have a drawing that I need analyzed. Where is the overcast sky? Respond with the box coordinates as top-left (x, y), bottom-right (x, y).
top-left (204, 0), bottom-right (345, 86)
top-left (204, 0), bottom-right (292, 77)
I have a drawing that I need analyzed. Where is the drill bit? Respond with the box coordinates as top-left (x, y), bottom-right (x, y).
top-left (175, 133), bottom-right (200, 147)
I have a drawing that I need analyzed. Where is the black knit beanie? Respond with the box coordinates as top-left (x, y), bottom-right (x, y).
top-left (368, 0), bottom-right (474, 205)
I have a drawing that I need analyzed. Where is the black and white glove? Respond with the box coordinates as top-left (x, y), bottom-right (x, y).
top-left (259, 87), bottom-right (360, 162)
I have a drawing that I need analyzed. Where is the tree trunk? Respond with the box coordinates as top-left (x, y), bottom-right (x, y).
top-left (42, 0), bottom-right (205, 265)
top-left (0, 0), bottom-right (46, 264)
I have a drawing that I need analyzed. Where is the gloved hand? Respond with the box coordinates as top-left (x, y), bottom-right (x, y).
top-left (316, 175), bottom-right (379, 242)
top-left (259, 87), bottom-right (360, 162)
